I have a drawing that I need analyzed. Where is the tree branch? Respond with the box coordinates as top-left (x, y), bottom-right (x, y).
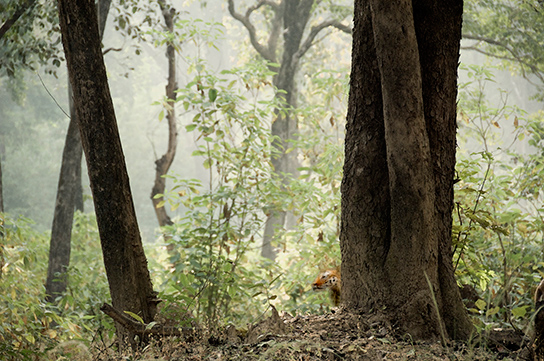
top-left (295, 19), bottom-right (351, 62)
top-left (227, 0), bottom-right (278, 62)
top-left (0, 0), bottom-right (37, 40)
top-left (462, 33), bottom-right (544, 85)
top-left (102, 47), bottom-right (123, 55)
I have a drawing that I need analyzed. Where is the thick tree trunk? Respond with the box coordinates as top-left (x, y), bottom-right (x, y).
top-left (413, 0), bottom-right (473, 339)
top-left (340, 0), bottom-right (472, 340)
top-left (151, 2), bottom-right (176, 231)
top-left (57, 0), bottom-right (157, 338)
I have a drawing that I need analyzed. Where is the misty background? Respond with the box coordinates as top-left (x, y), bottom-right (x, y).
top-left (1, 0), bottom-right (542, 243)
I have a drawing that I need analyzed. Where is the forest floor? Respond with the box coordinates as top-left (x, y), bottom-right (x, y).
top-left (88, 307), bottom-right (532, 361)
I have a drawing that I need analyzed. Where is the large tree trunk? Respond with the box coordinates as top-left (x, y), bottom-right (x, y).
top-left (45, 0), bottom-right (110, 304)
top-left (340, 0), bottom-right (472, 340)
top-left (57, 0), bottom-right (157, 338)
top-left (150, 1), bottom-right (176, 231)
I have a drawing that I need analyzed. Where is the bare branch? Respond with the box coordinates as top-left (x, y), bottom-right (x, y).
top-left (102, 47), bottom-right (123, 55)
top-left (295, 19), bottom-right (352, 61)
top-left (462, 33), bottom-right (544, 85)
top-left (227, 0), bottom-right (278, 62)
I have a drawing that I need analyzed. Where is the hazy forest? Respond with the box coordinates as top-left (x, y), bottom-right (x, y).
top-left (3, 0), bottom-right (544, 360)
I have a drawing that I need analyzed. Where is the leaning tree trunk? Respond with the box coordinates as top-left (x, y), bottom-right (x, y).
top-left (57, 0), bottom-right (157, 339)
top-left (150, 1), bottom-right (177, 231)
top-left (45, 0), bottom-right (110, 304)
top-left (340, 0), bottom-right (472, 340)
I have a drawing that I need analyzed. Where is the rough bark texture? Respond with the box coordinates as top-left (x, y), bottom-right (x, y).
top-left (340, 0), bottom-right (472, 340)
top-left (535, 299), bottom-right (544, 360)
top-left (45, 0), bottom-right (110, 304)
top-left (413, 0), bottom-right (473, 339)
top-left (150, 1), bottom-right (176, 230)
top-left (57, 0), bottom-right (157, 334)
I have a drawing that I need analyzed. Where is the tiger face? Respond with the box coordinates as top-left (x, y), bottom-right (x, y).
top-left (312, 270), bottom-right (340, 291)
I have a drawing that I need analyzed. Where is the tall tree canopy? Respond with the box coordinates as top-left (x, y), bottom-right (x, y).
top-left (341, 0), bottom-right (473, 340)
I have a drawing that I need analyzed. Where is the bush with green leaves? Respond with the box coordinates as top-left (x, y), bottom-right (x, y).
top-left (0, 212), bottom-right (111, 360)
top-left (454, 64), bottom-right (544, 331)
top-left (154, 53), bottom-right (285, 328)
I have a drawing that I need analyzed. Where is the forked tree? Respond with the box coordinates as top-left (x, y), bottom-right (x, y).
top-left (340, 0), bottom-right (473, 340)
top-left (228, 0), bottom-right (350, 260)
top-left (57, 0), bottom-right (157, 338)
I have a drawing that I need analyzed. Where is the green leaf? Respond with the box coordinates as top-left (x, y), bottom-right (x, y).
top-left (209, 88), bottom-right (218, 102)
top-left (475, 299), bottom-right (487, 311)
top-left (186, 124), bottom-right (197, 132)
top-left (124, 311), bottom-right (144, 324)
top-left (511, 306), bottom-right (527, 318)
top-left (486, 306), bottom-right (500, 317)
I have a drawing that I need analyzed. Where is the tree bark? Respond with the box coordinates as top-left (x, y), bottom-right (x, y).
top-left (45, 114), bottom-right (82, 303)
top-left (57, 0), bottom-right (157, 339)
top-left (45, 0), bottom-right (111, 304)
top-left (340, 0), bottom-right (472, 340)
top-left (413, 0), bottom-right (473, 339)
top-left (150, 1), bottom-right (177, 231)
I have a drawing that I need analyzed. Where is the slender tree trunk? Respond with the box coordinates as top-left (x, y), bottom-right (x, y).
top-left (45, 113), bottom-right (82, 303)
top-left (0, 157), bottom-right (3, 279)
top-left (261, 0), bottom-right (313, 260)
top-left (340, 0), bottom-right (472, 340)
top-left (151, 1), bottom-right (177, 231)
top-left (0, 156), bottom-right (3, 213)
top-left (57, 0), bottom-right (157, 341)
